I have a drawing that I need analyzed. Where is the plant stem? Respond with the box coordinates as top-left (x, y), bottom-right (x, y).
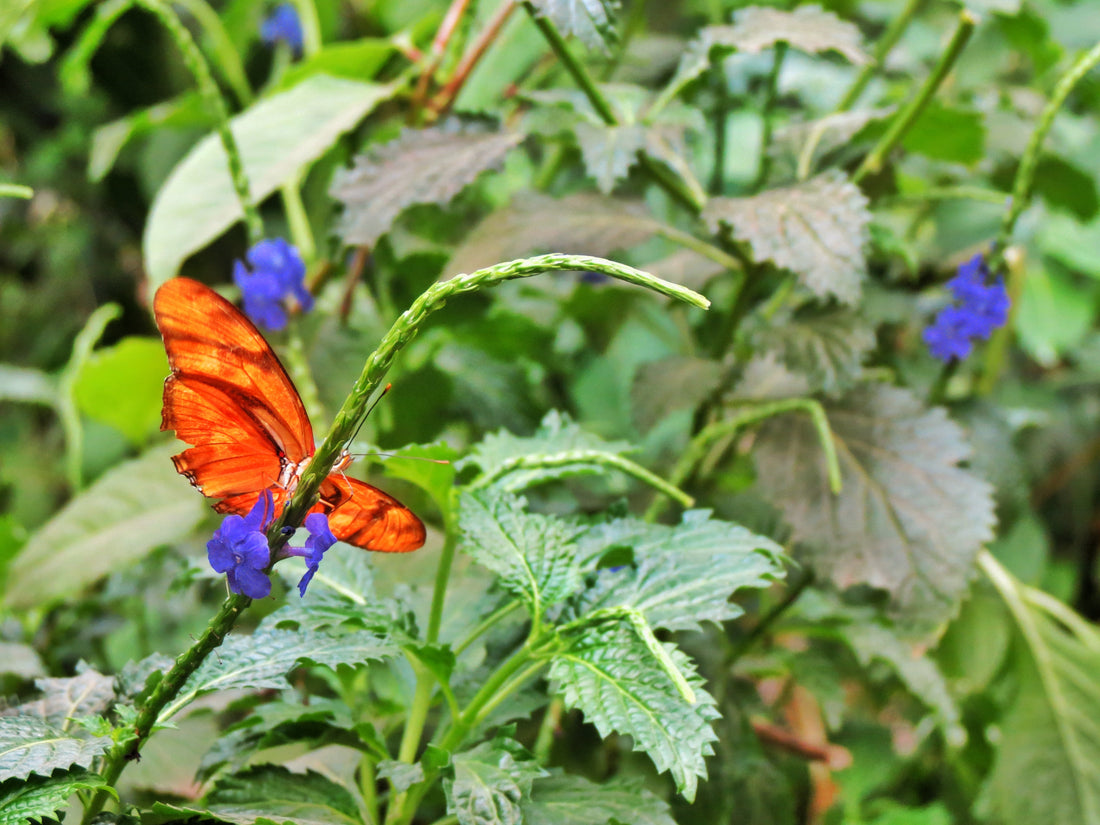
top-left (278, 254), bottom-right (708, 541)
top-left (136, 0), bottom-right (263, 243)
top-left (852, 10), bottom-right (976, 184)
top-left (520, 2), bottom-right (617, 125)
top-left (994, 39), bottom-right (1100, 262)
top-left (835, 0), bottom-right (926, 112)
top-left (976, 246), bottom-right (1024, 396)
top-left (413, 0), bottom-right (474, 114)
top-left (430, 0), bottom-right (517, 116)
top-left (728, 568), bottom-right (813, 664)
top-left (173, 0), bottom-right (253, 105)
top-left (646, 398), bottom-right (840, 522)
top-left (466, 450), bottom-right (694, 508)
top-left (291, 0), bottom-right (322, 57)
top-left (426, 519), bottom-right (458, 645)
top-left (752, 42), bottom-right (788, 192)
top-left (387, 643), bottom-right (543, 825)
top-left (82, 593), bottom-right (252, 822)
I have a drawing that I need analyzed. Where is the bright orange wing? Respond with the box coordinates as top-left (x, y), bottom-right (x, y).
top-left (320, 476), bottom-right (426, 552)
top-left (155, 277), bottom-right (426, 553)
top-left (155, 277), bottom-right (314, 502)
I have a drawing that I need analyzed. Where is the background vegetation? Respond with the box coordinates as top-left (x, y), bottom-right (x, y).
top-left (4, 0), bottom-right (1100, 823)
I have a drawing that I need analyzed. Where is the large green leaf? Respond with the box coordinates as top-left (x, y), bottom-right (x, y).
top-left (0, 717), bottom-right (112, 783)
top-left (549, 621), bottom-right (718, 801)
top-left (984, 558), bottom-right (1100, 825)
top-left (0, 771), bottom-right (111, 825)
top-left (631, 355), bottom-right (725, 432)
top-left (663, 6), bottom-right (867, 102)
top-left (571, 510), bottom-right (784, 633)
top-left (754, 384), bottom-right (995, 629)
top-left (749, 307), bottom-right (875, 395)
top-left (458, 491), bottom-right (583, 615)
top-left (447, 193), bottom-right (663, 279)
top-left (332, 124), bottom-right (523, 248)
top-left (172, 628), bottom-right (401, 715)
top-left (459, 410), bottom-right (632, 492)
top-left (144, 75), bottom-right (393, 286)
top-left (155, 766), bottom-right (360, 825)
top-left (522, 771), bottom-right (677, 825)
top-left (14, 668), bottom-right (115, 728)
top-left (703, 171), bottom-right (870, 305)
top-left (72, 336), bottom-right (166, 445)
top-left (3, 444), bottom-right (206, 610)
top-left (444, 735), bottom-right (548, 825)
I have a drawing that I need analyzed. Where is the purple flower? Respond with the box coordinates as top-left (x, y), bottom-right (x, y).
top-left (275, 513), bottom-right (337, 596)
top-left (923, 254), bottom-right (1010, 363)
top-left (233, 238), bottom-right (313, 331)
top-left (207, 491), bottom-right (275, 599)
top-left (261, 4), bottom-right (303, 54)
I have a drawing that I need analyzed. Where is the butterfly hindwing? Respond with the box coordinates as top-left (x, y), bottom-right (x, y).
top-left (155, 277), bottom-right (314, 466)
top-left (321, 476), bottom-right (426, 552)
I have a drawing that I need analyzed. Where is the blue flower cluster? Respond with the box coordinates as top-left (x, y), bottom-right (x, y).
top-left (233, 238), bottom-right (313, 331)
top-left (206, 490), bottom-right (336, 599)
top-left (923, 254), bottom-right (1010, 363)
top-left (260, 4), bottom-right (303, 54)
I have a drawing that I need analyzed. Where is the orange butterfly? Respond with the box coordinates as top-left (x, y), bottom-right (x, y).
top-left (154, 277), bottom-right (425, 553)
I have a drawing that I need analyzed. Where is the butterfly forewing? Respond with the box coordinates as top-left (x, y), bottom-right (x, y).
top-left (155, 277), bottom-right (426, 553)
top-left (155, 277), bottom-right (315, 465)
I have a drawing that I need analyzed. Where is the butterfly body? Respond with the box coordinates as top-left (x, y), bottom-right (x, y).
top-left (155, 277), bottom-right (425, 553)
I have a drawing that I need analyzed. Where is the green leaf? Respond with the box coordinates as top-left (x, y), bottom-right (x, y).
top-left (72, 337), bottom-right (166, 445)
top-left (572, 510), bottom-right (784, 633)
top-left (631, 355), bottom-right (725, 432)
top-left (985, 569), bottom-right (1100, 825)
top-left (0, 717), bottom-right (112, 782)
top-left (458, 491), bottom-right (583, 614)
top-left (1016, 263), bottom-right (1097, 367)
top-left (276, 38), bottom-right (398, 90)
top-left (703, 171), bottom-right (870, 305)
top-left (156, 765), bottom-right (360, 825)
top-left (574, 121), bottom-right (647, 194)
top-left (0, 364), bottom-right (57, 405)
top-left (3, 444), bottom-right (206, 610)
top-left (526, 0), bottom-right (621, 52)
top-left (549, 621), bottom-right (718, 801)
top-left (144, 75), bottom-right (393, 287)
top-left (522, 770), bottom-right (677, 825)
top-left (0, 643), bottom-right (43, 679)
top-left (266, 546), bottom-right (406, 637)
top-left (88, 94), bottom-right (208, 182)
top-left (901, 102), bottom-right (985, 165)
top-left (15, 667), bottom-right (115, 727)
top-left (0, 771), bottom-right (111, 825)
top-left (174, 628), bottom-right (401, 714)
top-left (332, 124), bottom-right (524, 248)
top-left (446, 193), bottom-right (663, 277)
top-left (382, 441), bottom-right (459, 515)
top-left (198, 698), bottom-right (367, 781)
top-left (1032, 155), bottom-right (1100, 221)
top-left (754, 384), bottom-right (996, 629)
top-left (844, 622), bottom-right (965, 746)
top-left (444, 735), bottom-right (547, 825)
top-left (459, 410), bottom-right (632, 491)
top-left (664, 6), bottom-right (867, 101)
top-left (377, 760), bottom-right (425, 793)
top-left (749, 307), bottom-right (875, 395)
top-left (769, 109), bottom-right (887, 181)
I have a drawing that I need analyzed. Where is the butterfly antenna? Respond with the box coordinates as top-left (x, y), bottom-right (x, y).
top-left (348, 383), bottom-right (392, 446)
